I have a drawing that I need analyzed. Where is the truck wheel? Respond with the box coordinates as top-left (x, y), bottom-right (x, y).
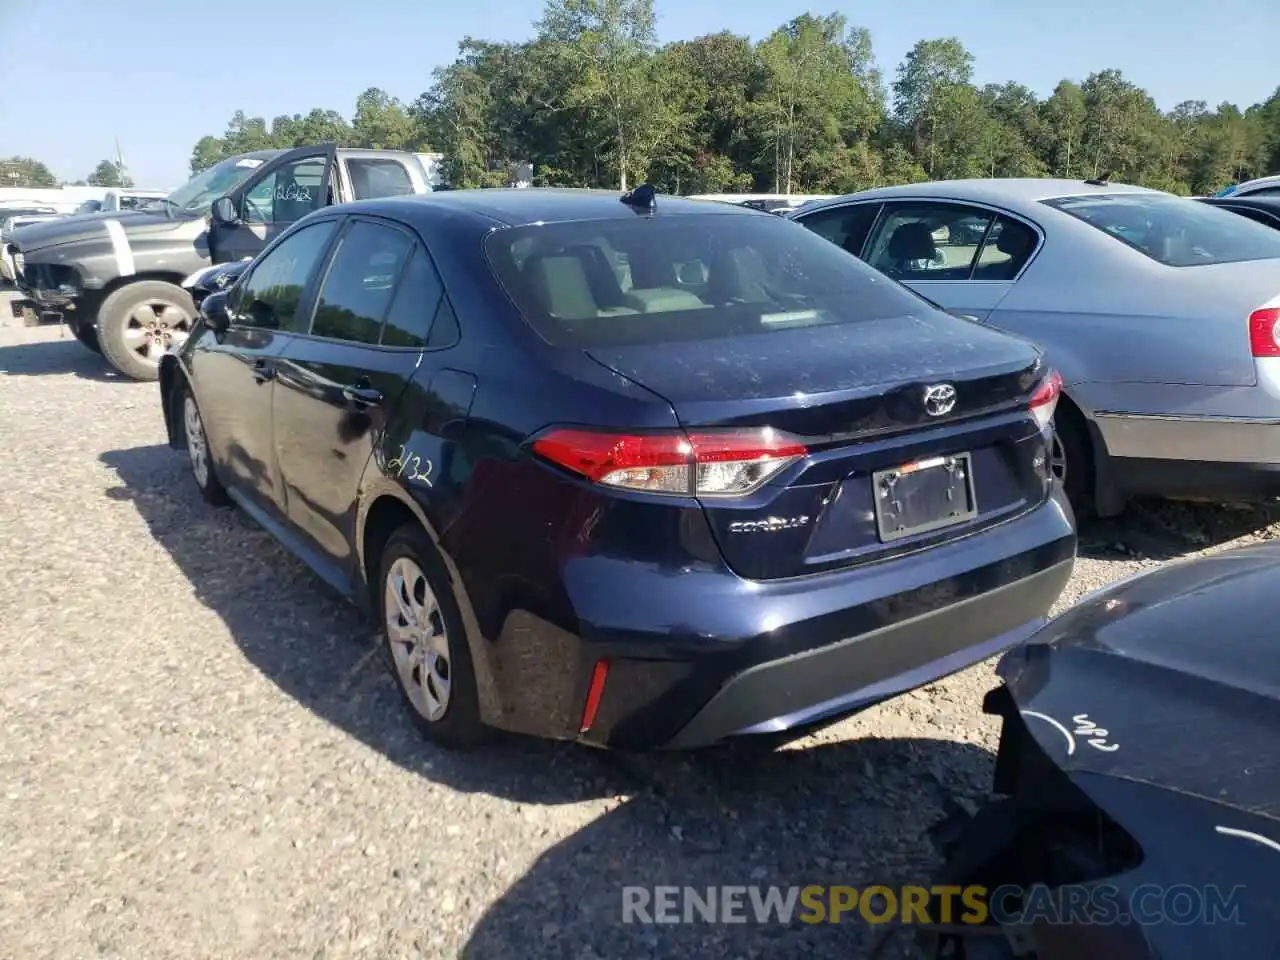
top-left (97, 280), bottom-right (195, 382)
top-left (70, 320), bottom-right (102, 354)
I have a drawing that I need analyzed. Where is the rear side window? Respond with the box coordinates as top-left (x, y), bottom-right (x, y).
top-left (972, 216), bottom-right (1038, 279)
top-left (1042, 193), bottom-right (1280, 266)
top-left (347, 159), bottom-right (416, 200)
top-left (381, 249), bottom-right (444, 347)
top-left (311, 221), bottom-right (414, 343)
top-left (483, 212), bottom-right (944, 349)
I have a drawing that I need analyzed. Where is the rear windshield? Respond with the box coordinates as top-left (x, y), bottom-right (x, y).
top-left (1042, 193), bottom-right (1280, 267)
top-left (483, 212), bottom-right (942, 348)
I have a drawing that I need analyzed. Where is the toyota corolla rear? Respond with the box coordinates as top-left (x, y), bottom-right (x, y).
top-left (466, 202), bottom-right (1076, 750)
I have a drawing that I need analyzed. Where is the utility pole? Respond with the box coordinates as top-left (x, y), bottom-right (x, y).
top-left (114, 138), bottom-right (129, 186)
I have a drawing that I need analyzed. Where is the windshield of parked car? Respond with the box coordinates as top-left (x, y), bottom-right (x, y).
top-left (165, 153), bottom-right (282, 214)
top-left (484, 211), bottom-right (946, 348)
top-left (1043, 193), bottom-right (1280, 266)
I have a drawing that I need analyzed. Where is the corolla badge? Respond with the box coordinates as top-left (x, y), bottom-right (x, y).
top-left (728, 515), bottom-right (810, 534)
top-left (922, 383), bottom-right (957, 417)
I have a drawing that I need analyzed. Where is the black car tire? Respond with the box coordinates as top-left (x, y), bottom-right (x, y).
top-left (378, 522), bottom-right (488, 749)
top-left (70, 319), bottom-right (102, 354)
top-left (180, 382), bottom-right (230, 507)
top-left (97, 280), bottom-right (196, 382)
top-left (1052, 400), bottom-right (1094, 517)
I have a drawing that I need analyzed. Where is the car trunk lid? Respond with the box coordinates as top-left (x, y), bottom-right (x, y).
top-left (586, 316), bottom-right (1054, 580)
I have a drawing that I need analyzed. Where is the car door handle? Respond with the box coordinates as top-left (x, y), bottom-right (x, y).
top-left (342, 382), bottom-right (383, 408)
top-left (252, 359), bottom-right (276, 383)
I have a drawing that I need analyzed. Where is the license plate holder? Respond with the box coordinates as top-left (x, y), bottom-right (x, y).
top-left (873, 453), bottom-right (976, 543)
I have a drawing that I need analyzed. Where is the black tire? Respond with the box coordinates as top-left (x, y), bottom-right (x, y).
top-left (1051, 400), bottom-right (1094, 517)
top-left (97, 280), bottom-right (196, 382)
top-left (70, 319), bottom-right (102, 354)
top-left (378, 522), bottom-right (487, 749)
top-left (180, 381), bottom-right (230, 506)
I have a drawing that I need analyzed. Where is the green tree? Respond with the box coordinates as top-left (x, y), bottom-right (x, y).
top-left (892, 37), bottom-right (975, 175)
top-left (189, 136), bottom-right (226, 174)
top-left (87, 159), bottom-right (133, 188)
top-left (755, 14), bottom-right (884, 193)
top-left (535, 0), bottom-right (665, 189)
top-left (0, 156), bottom-right (58, 188)
top-left (352, 87), bottom-right (421, 150)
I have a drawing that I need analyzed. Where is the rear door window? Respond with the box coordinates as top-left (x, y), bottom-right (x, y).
top-left (863, 203), bottom-right (996, 280)
top-left (310, 220), bottom-right (415, 343)
top-left (1043, 193), bottom-right (1280, 266)
top-left (483, 211), bottom-right (943, 348)
top-left (346, 159), bottom-right (416, 200)
top-left (795, 202), bottom-right (881, 258)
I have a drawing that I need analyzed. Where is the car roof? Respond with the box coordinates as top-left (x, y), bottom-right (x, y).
top-left (798, 178), bottom-right (1170, 216)
top-left (328, 188), bottom-right (771, 227)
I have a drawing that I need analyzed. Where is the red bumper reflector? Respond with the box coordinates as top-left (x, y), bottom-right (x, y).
top-left (579, 659), bottom-right (610, 733)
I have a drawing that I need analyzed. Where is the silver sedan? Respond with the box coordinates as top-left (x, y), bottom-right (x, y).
top-left (790, 179), bottom-right (1280, 516)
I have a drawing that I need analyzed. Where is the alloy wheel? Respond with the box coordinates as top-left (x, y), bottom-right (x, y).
top-left (122, 300), bottom-right (191, 366)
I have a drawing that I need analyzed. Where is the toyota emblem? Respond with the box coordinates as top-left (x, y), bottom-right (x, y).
top-left (923, 383), bottom-right (957, 417)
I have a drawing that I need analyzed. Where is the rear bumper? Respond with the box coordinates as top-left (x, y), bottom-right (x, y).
top-left (665, 556), bottom-right (1071, 748)
top-left (483, 487), bottom-right (1076, 750)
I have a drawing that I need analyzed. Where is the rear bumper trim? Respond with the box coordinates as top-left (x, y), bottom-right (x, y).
top-left (663, 557), bottom-right (1073, 749)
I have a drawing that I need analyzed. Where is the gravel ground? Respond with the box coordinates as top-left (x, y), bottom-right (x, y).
top-left (2, 309), bottom-right (1278, 960)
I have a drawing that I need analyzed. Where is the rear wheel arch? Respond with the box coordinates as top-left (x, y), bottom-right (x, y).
top-left (1053, 390), bottom-right (1127, 518)
top-left (357, 489), bottom-right (504, 725)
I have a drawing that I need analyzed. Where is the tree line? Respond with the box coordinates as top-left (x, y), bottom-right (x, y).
top-left (12, 2), bottom-right (1280, 196)
top-left (0, 156), bottom-right (133, 190)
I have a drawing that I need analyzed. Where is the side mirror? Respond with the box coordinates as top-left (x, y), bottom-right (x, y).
top-left (201, 290), bottom-right (232, 334)
top-left (211, 196), bottom-right (239, 225)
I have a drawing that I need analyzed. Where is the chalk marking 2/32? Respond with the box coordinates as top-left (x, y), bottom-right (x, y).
top-left (1019, 710), bottom-right (1119, 755)
top-left (386, 445), bottom-right (432, 486)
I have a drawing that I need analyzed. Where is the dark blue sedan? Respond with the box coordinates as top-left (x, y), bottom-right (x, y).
top-left (158, 186), bottom-right (1076, 751)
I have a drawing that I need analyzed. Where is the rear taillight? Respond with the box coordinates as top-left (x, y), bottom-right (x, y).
top-left (532, 427), bottom-right (808, 497)
top-left (1249, 308), bottom-right (1280, 357)
top-left (1029, 368), bottom-right (1063, 430)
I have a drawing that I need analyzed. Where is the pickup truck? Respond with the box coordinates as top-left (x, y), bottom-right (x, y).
top-left (2, 144), bottom-right (432, 380)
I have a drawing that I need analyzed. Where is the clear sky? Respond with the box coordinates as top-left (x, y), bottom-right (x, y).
top-left (2, 0), bottom-right (1276, 189)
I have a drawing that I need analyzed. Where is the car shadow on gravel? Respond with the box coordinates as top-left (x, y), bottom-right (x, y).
top-left (101, 445), bottom-right (995, 822)
top-left (1078, 497), bottom-right (1280, 562)
top-left (461, 735), bottom-right (992, 960)
top-left (0, 334), bottom-right (120, 381)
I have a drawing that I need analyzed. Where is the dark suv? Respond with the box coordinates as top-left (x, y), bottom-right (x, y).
top-left (5, 144), bottom-right (431, 380)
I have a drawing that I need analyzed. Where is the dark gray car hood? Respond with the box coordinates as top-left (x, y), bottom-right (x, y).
top-left (998, 541), bottom-right (1280, 823)
top-left (8, 209), bottom-right (199, 251)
